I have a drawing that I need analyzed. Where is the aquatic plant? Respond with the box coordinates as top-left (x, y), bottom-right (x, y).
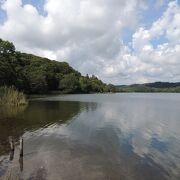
top-left (0, 86), bottom-right (28, 106)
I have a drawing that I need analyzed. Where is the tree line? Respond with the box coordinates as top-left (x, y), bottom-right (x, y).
top-left (0, 39), bottom-right (116, 94)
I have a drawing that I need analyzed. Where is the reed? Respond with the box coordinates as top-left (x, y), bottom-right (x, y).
top-left (0, 86), bottom-right (28, 106)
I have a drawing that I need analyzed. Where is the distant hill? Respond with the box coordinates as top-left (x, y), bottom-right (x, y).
top-left (145, 82), bottom-right (180, 88)
top-left (116, 82), bottom-right (180, 93)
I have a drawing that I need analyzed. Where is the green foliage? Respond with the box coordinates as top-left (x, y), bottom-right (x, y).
top-left (0, 39), bottom-right (15, 55)
top-left (79, 76), bottom-right (91, 93)
top-left (59, 73), bottom-right (80, 93)
top-left (28, 70), bottom-right (48, 94)
top-left (105, 84), bottom-right (116, 92)
top-left (0, 86), bottom-right (28, 106)
top-left (0, 38), bottom-right (115, 94)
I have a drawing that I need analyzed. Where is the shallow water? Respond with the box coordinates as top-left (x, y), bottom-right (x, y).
top-left (0, 93), bottom-right (180, 180)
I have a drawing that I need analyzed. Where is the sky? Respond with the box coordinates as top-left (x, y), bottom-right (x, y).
top-left (0, 0), bottom-right (180, 85)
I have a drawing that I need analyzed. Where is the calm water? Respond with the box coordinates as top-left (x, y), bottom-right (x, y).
top-left (0, 93), bottom-right (180, 180)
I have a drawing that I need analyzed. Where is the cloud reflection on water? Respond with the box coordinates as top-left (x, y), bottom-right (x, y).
top-left (1, 93), bottom-right (180, 179)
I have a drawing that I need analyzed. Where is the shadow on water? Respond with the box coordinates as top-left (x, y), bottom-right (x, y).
top-left (0, 101), bottom-right (98, 156)
top-left (0, 100), bottom-right (98, 178)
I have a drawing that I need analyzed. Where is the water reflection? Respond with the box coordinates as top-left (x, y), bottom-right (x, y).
top-left (0, 101), bottom-right (88, 156)
top-left (94, 96), bottom-right (180, 179)
top-left (0, 100), bottom-right (99, 178)
top-left (0, 105), bottom-right (27, 120)
top-left (0, 94), bottom-right (180, 180)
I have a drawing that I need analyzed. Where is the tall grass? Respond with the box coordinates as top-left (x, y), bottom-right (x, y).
top-left (0, 86), bottom-right (28, 106)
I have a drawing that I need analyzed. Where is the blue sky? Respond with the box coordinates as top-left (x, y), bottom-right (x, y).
top-left (0, 0), bottom-right (180, 84)
top-left (0, 1), bottom-right (6, 24)
top-left (22, 0), bottom-right (47, 15)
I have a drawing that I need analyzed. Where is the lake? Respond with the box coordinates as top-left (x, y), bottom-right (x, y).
top-left (0, 93), bottom-right (180, 180)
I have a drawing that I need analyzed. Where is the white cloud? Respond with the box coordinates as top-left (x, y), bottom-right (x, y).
top-left (128, 0), bottom-right (180, 84)
top-left (0, 0), bottom-right (180, 84)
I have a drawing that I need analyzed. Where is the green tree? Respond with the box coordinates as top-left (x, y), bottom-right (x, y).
top-left (59, 73), bottom-right (80, 93)
top-left (0, 39), bottom-right (15, 55)
top-left (28, 71), bottom-right (48, 94)
top-left (79, 76), bottom-right (91, 93)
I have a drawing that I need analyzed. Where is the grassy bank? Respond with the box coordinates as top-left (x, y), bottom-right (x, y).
top-left (0, 86), bottom-right (28, 106)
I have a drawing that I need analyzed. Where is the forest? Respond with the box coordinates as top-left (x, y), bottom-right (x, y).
top-left (0, 39), bottom-right (115, 94)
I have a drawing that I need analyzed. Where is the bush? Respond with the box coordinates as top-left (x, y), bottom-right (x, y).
top-left (0, 86), bottom-right (28, 106)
